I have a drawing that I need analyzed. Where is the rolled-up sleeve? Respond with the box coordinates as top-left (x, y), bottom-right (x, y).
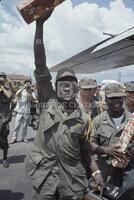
top-left (34, 67), bottom-right (55, 103)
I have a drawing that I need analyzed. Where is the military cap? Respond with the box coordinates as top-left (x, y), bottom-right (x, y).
top-left (125, 81), bottom-right (134, 92)
top-left (0, 72), bottom-right (7, 77)
top-left (79, 78), bottom-right (97, 89)
top-left (105, 83), bottom-right (124, 98)
top-left (56, 67), bottom-right (77, 82)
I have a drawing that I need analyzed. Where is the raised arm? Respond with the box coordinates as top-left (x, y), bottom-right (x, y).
top-left (34, 19), bottom-right (47, 74)
top-left (34, 10), bottom-right (55, 102)
top-left (1, 85), bottom-right (12, 99)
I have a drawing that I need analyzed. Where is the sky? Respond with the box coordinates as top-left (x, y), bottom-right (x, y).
top-left (0, 0), bottom-right (134, 83)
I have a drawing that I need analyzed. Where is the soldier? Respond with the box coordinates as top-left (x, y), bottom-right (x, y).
top-left (0, 72), bottom-right (12, 168)
top-left (25, 11), bottom-right (104, 200)
top-left (125, 81), bottom-right (134, 113)
top-left (90, 83), bottom-right (134, 200)
top-left (78, 78), bottom-right (102, 119)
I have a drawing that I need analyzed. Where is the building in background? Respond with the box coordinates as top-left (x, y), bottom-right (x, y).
top-left (7, 74), bottom-right (30, 83)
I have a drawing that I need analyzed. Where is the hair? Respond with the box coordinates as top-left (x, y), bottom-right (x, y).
top-left (24, 79), bottom-right (31, 84)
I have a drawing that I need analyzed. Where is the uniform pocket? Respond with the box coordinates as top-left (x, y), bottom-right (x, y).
top-left (72, 173), bottom-right (88, 192)
top-left (25, 152), bottom-right (43, 176)
top-left (99, 126), bottom-right (113, 146)
top-left (69, 123), bottom-right (86, 142)
top-left (25, 152), bottom-right (50, 188)
top-left (71, 164), bottom-right (88, 192)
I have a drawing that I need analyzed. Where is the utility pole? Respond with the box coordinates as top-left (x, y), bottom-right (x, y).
top-left (118, 71), bottom-right (122, 82)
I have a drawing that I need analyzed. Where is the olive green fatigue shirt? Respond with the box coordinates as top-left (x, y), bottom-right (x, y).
top-left (25, 67), bottom-right (90, 198)
top-left (91, 110), bottom-right (131, 183)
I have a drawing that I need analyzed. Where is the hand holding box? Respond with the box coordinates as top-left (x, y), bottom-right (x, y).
top-left (112, 113), bottom-right (134, 168)
top-left (17, 0), bottom-right (65, 24)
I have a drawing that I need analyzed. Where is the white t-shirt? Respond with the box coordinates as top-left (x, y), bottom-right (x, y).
top-left (112, 114), bottom-right (124, 129)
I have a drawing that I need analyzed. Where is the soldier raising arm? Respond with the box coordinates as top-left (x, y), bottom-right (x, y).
top-left (25, 9), bottom-right (104, 200)
top-left (34, 10), bottom-right (55, 103)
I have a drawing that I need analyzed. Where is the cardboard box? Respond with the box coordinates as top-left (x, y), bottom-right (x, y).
top-left (17, 0), bottom-right (65, 24)
top-left (112, 113), bottom-right (134, 168)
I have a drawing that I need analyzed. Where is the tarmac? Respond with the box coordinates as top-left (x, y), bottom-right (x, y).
top-left (0, 116), bottom-right (36, 200)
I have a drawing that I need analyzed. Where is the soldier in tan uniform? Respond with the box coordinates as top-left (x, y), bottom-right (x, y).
top-left (25, 11), bottom-right (103, 200)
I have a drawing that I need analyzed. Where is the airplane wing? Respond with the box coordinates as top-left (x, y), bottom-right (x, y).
top-left (50, 27), bottom-right (134, 74)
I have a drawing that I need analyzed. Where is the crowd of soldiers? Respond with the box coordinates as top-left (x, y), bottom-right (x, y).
top-left (24, 11), bottom-right (133, 200)
top-left (0, 68), bottom-right (134, 200)
top-left (0, 10), bottom-right (134, 200)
